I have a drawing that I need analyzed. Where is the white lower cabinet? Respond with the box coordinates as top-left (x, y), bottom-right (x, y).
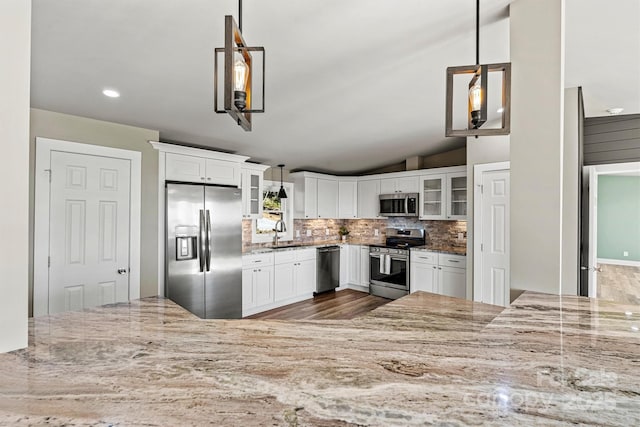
top-left (360, 246), bottom-right (370, 287)
top-left (242, 266), bottom-right (274, 311)
top-left (242, 253), bottom-right (275, 314)
top-left (243, 249), bottom-right (316, 316)
top-left (439, 266), bottom-right (466, 299)
top-left (348, 245), bottom-right (361, 285)
top-left (340, 244), bottom-right (369, 291)
top-left (339, 245), bottom-right (349, 286)
top-left (297, 259), bottom-right (317, 294)
top-left (411, 262), bottom-right (438, 293)
top-left (274, 262), bottom-right (296, 301)
top-left (410, 251), bottom-right (466, 298)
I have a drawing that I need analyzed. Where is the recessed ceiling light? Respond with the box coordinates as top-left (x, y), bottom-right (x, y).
top-left (606, 107), bottom-right (624, 115)
top-left (497, 107), bottom-right (505, 113)
top-left (102, 89), bottom-right (120, 98)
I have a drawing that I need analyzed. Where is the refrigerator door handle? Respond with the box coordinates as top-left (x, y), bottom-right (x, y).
top-left (199, 209), bottom-right (206, 272)
top-left (205, 209), bottom-right (212, 272)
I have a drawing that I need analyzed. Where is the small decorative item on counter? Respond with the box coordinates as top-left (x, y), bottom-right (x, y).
top-left (339, 226), bottom-right (350, 242)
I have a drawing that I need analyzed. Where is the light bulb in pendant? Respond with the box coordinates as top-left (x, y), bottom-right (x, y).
top-left (233, 52), bottom-right (249, 110)
top-left (469, 79), bottom-right (483, 128)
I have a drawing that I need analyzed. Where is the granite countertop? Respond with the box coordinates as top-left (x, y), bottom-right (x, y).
top-left (411, 245), bottom-right (467, 256)
top-left (245, 239), bottom-right (383, 255)
top-left (1, 291), bottom-right (639, 425)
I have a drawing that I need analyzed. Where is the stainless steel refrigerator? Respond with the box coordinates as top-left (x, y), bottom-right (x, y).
top-left (166, 183), bottom-right (242, 319)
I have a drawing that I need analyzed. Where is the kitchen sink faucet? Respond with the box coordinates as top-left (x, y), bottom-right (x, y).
top-left (273, 219), bottom-right (286, 246)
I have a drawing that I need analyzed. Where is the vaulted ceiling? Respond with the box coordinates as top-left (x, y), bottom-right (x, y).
top-left (30, 0), bottom-right (639, 173)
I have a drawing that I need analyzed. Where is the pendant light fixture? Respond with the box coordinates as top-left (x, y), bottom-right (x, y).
top-left (214, 0), bottom-right (265, 131)
top-left (277, 165), bottom-right (288, 199)
top-left (445, 0), bottom-right (511, 137)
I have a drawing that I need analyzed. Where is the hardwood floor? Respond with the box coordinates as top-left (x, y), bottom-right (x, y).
top-left (597, 263), bottom-right (640, 305)
top-left (246, 289), bottom-right (391, 320)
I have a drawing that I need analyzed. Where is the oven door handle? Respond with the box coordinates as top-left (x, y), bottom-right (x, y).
top-left (389, 256), bottom-right (407, 262)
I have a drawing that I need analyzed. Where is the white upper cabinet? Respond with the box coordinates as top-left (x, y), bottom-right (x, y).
top-left (165, 153), bottom-right (206, 183)
top-left (153, 142), bottom-right (249, 187)
top-left (357, 179), bottom-right (381, 219)
top-left (166, 153), bottom-right (240, 186)
top-left (240, 164), bottom-right (269, 219)
top-left (419, 173), bottom-right (447, 219)
top-left (292, 172), bottom-right (339, 219)
top-left (293, 175), bottom-right (318, 219)
top-left (380, 176), bottom-right (419, 194)
top-left (290, 166), bottom-right (465, 221)
top-left (446, 172), bottom-right (467, 220)
top-left (317, 178), bottom-right (338, 219)
top-left (204, 158), bottom-right (241, 186)
top-left (419, 166), bottom-right (467, 220)
top-left (338, 180), bottom-right (358, 219)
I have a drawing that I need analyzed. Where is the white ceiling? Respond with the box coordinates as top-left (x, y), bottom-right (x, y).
top-left (30, 0), bottom-right (639, 174)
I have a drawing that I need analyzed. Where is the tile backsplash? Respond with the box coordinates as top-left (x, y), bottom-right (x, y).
top-left (243, 217), bottom-right (467, 252)
top-left (387, 217), bottom-right (467, 250)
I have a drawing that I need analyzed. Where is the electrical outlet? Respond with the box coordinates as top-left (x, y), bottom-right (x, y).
top-left (296, 230), bottom-right (300, 238)
top-left (325, 228), bottom-right (330, 236)
top-left (624, 251), bottom-right (629, 257)
top-left (458, 232), bottom-right (464, 241)
top-left (306, 230), bottom-right (312, 237)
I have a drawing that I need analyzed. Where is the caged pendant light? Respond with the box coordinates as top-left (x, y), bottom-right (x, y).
top-left (214, 0), bottom-right (265, 131)
top-left (445, 0), bottom-right (511, 137)
top-left (277, 164), bottom-right (288, 199)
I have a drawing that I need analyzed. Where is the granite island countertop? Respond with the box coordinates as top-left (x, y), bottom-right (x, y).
top-left (1, 291), bottom-right (639, 426)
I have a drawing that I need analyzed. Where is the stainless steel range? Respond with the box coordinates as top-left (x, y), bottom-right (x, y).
top-left (369, 228), bottom-right (425, 300)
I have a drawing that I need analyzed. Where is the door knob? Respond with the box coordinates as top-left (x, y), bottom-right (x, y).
top-left (117, 268), bottom-right (128, 275)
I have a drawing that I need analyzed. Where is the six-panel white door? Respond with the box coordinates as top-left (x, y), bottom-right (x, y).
top-left (480, 169), bottom-right (510, 307)
top-left (49, 151), bottom-right (131, 314)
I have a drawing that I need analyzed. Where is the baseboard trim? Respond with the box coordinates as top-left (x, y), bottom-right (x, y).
top-left (346, 283), bottom-right (370, 293)
top-left (598, 258), bottom-right (640, 267)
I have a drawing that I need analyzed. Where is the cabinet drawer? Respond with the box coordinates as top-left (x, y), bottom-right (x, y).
top-left (243, 253), bottom-right (274, 267)
top-left (411, 251), bottom-right (438, 265)
top-left (296, 248), bottom-right (316, 262)
top-left (438, 254), bottom-right (466, 268)
top-left (274, 251), bottom-right (297, 265)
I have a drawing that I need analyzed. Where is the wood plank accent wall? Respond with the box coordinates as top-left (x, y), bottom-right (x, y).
top-left (584, 114), bottom-right (640, 165)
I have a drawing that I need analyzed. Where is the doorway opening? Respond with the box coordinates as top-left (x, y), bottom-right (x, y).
top-left (582, 162), bottom-right (640, 304)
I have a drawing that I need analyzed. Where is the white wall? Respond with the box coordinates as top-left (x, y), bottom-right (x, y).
top-left (562, 87), bottom-right (580, 294)
top-left (510, 0), bottom-right (565, 294)
top-left (0, 0), bottom-right (31, 353)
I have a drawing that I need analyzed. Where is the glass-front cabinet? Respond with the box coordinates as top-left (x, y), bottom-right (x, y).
top-left (419, 170), bottom-right (467, 220)
top-left (241, 164), bottom-right (269, 219)
top-left (446, 172), bottom-right (467, 220)
top-left (419, 174), bottom-right (446, 219)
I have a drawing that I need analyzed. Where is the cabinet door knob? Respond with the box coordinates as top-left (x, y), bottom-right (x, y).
top-left (201, 177), bottom-right (205, 180)
top-left (207, 177), bottom-right (212, 181)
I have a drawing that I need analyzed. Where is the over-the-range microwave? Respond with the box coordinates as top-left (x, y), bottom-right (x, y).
top-left (379, 193), bottom-right (419, 217)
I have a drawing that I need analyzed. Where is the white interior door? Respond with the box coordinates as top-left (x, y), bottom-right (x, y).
top-left (48, 151), bottom-right (131, 313)
top-left (474, 164), bottom-right (510, 307)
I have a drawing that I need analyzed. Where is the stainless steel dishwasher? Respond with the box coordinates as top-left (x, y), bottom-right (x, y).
top-left (315, 246), bottom-right (340, 295)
